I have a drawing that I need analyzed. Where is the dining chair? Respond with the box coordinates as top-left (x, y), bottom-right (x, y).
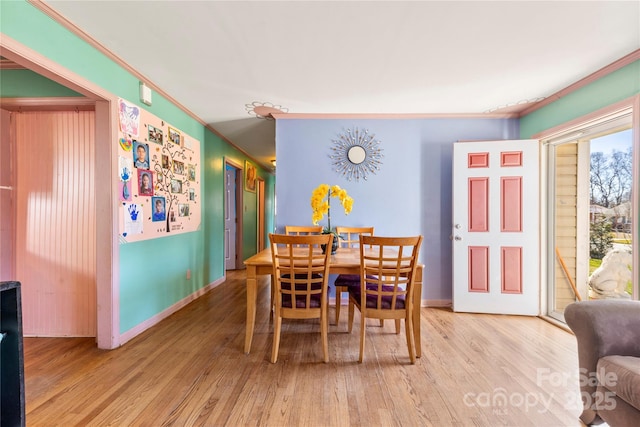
top-left (334, 226), bottom-right (374, 326)
top-left (269, 225), bottom-right (325, 317)
top-left (269, 232), bottom-right (334, 363)
top-left (348, 235), bottom-right (423, 364)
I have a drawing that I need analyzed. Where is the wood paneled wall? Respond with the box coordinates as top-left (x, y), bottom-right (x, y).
top-left (554, 143), bottom-right (579, 310)
top-left (0, 109), bottom-right (14, 281)
top-left (15, 111), bottom-right (96, 337)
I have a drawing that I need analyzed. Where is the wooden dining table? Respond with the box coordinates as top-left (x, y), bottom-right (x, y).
top-left (243, 247), bottom-right (424, 357)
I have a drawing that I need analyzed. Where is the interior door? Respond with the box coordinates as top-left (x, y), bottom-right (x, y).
top-left (257, 178), bottom-right (265, 251)
top-left (225, 167), bottom-right (237, 270)
top-left (452, 140), bottom-right (540, 315)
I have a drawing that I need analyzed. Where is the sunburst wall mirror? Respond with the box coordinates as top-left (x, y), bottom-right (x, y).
top-left (329, 127), bottom-right (384, 182)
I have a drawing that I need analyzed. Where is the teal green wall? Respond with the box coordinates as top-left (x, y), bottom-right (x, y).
top-left (203, 133), bottom-right (276, 280)
top-left (1, 0), bottom-right (275, 334)
top-left (0, 69), bottom-right (83, 97)
top-left (520, 60), bottom-right (640, 138)
top-left (520, 59), bottom-right (639, 295)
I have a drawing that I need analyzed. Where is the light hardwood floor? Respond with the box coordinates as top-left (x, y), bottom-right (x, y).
top-left (24, 270), bottom-right (585, 426)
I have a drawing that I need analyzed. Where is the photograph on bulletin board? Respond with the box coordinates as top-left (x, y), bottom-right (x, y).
top-left (148, 124), bottom-right (163, 145)
top-left (245, 160), bottom-right (256, 192)
top-left (133, 141), bottom-right (150, 169)
top-left (171, 179), bottom-right (183, 194)
top-left (168, 127), bottom-right (181, 145)
top-left (138, 169), bottom-right (154, 196)
top-left (152, 196), bottom-right (166, 222)
top-left (162, 154), bottom-right (171, 170)
top-left (173, 160), bottom-right (185, 175)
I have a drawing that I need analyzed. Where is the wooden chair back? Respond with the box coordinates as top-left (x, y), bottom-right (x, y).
top-left (284, 225), bottom-right (323, 236)
top-left (335, 226), bottom-right (374, 248)
top-left (285, 225), bottom-right (324, 248)
top-left (268, 233), bottom-right (333, 363)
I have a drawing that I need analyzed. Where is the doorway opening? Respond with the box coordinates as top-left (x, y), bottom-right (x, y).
top-left (224, 160), bottom-right (243, 270)
top-left (2, 39), bottom-right (117, 347)
top-left (546, 111), bottom-right (635, 322)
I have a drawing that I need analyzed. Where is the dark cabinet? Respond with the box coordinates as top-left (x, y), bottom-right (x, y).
top-left (1, 281), bottom-right (25, 427)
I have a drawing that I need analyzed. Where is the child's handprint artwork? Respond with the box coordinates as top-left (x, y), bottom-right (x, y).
top-left (123, 203), bottom-right (143, 235)
top-left (128, 204), bottom-right (139, 221)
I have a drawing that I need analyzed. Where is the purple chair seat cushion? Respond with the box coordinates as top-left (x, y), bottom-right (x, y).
top-left (348, 283), bottom-right (406, 310)
top-left (335, 274), bottom-right (377, 288)
top-left (280, 275), bottom-right (327, 309)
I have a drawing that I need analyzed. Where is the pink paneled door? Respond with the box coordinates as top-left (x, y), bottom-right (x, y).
top-left (452, 140), bottom-right (539, 315)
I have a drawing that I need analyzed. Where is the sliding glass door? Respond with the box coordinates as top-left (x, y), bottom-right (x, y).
top-left (546, 113), bottom-right (634, 322)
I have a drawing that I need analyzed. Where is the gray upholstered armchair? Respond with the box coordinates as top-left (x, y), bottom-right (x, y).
top-left (565, 300), bottom-right (640, 427)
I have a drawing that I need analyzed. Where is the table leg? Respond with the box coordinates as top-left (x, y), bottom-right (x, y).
top-left (414, 267), bottom-right (423, 358)
top-left (244, 265), bottom-right (257, 354)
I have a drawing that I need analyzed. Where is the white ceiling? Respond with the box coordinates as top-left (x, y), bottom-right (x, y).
top-left (45, 1), bottom-right (640, 170)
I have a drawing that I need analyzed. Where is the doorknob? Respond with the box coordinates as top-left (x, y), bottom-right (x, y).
top-left (454, 236), bottom-right (462, 241)
top-left (454, 224), bottom-right (461, 229)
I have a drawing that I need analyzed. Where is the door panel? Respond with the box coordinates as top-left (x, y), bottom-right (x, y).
top-left (453, 140), bottom-right (540, 315)
top-left (257, 178), bottom-right (265, 251)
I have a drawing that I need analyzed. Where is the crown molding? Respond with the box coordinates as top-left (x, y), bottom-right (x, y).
top-left (271, 112), bottom-right (519, 120)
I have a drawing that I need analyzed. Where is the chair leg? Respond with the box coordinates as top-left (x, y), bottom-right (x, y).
top-left (379, 319), bottom-right (384, 327)
top-left (269, 274), bottom-right (275, 319)
top-left (348, 300), bottom-right (355, 333)
top-left (271, 313), bottom-right (282, 363)
top-left (358, 312), bottom-right (366, 363)
top-left (321, 311), bottom-right (329, 363)
top-left (395, 319), bottom-right (401, 334)
top-left (335, 286), bottom-right (343, 325)
top-left (405, 313), bottom-right (415, 364)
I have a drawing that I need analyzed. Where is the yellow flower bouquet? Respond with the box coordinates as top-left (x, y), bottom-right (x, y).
top-left (310, 184), bottom-right (354, 237)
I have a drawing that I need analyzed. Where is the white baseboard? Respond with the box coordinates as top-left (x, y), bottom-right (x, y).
top-left (119, 276), bottom-right (226, 345)
top-left (422, 299), bottom-right (452, 308)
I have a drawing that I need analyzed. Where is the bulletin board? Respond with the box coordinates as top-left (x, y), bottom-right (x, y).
top-left (117, 98), bottom-right (201, 242)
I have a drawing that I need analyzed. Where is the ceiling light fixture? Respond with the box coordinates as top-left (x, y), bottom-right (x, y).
top-left (245, 101), bottom-right (288, 120)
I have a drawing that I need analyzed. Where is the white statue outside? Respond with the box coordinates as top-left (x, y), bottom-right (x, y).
top-left (588, 246), bottom-right (633, 299)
